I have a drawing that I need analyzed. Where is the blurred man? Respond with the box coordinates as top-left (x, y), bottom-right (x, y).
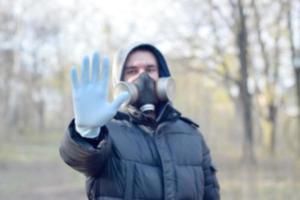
top-left (59, 43), bottom-right (220, 200)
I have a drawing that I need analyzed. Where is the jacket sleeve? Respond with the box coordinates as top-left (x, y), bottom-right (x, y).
top-left (201, 135), bottom-right (220, 200)
top-left (59, 119), bottom-right (112, 177)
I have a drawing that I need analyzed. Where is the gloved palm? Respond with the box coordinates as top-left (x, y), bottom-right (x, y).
top-left (71, 52), bottom-right (129, 129)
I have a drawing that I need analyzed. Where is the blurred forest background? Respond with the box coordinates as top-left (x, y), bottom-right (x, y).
top-left (0, 0), bottom-right (299, 199)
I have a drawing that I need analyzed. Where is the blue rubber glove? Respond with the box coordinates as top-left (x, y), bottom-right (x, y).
top-left (70, 52), bottom-right (130, 138)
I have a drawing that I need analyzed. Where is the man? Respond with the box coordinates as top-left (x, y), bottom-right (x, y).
top-left (59, 43), bottom-right (220, 200)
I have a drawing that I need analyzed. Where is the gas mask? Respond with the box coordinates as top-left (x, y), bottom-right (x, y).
top-left (114, 73), bottom-right (175, 113)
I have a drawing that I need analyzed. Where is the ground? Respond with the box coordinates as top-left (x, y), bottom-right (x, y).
top-left (0, 133), bottom-right (299, 200)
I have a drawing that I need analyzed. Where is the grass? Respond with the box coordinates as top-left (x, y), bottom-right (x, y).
top-left (0, 132), bottom-right (300, 200)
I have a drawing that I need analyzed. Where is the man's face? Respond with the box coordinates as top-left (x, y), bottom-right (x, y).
top-left (123, 50), bottom-right (159, 83)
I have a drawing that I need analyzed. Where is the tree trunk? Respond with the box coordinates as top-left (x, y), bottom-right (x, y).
top-left (268, 103), bottom-right (277, 154)
top-left (236, 0), bottom-right (255, 163)
top-left (287, 0), bottom-right (300, 154)
top-left (295, 67), bottom-right (300, 118)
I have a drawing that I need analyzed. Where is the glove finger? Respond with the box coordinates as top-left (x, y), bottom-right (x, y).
top-left (81, 55), bottom-right (90, 85)
top-left (111, 91), bottom-right (130, 111)
top-left (70, 66), bottom-right (79, 90)
top-left (91, 52), bottom-right (100, 82)
top-left (101, 56), bottom-right (110, 96)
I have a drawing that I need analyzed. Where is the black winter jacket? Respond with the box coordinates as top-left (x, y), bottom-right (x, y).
top-left (59, 103), bottom-right (220, 200)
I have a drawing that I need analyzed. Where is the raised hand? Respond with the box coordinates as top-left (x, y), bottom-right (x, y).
top-left (70, 52), bottom-right (129, 129)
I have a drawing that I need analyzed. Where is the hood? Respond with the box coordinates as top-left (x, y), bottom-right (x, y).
top-left (112, 42), bottom-right (171, 87)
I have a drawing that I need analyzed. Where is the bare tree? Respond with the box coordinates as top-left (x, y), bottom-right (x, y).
top-left (286, 0), bottom-right (300, 154)
top-left (250, 0), bottom-right (287, 154)
top-left (157, 0), bottom-right (256, 162)
top-left (234, 0), bottom-right (255, 162)
top-left (157, 0), bottom-right (300, 160)
top-left (208, 0), bottom-right (255, 162)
